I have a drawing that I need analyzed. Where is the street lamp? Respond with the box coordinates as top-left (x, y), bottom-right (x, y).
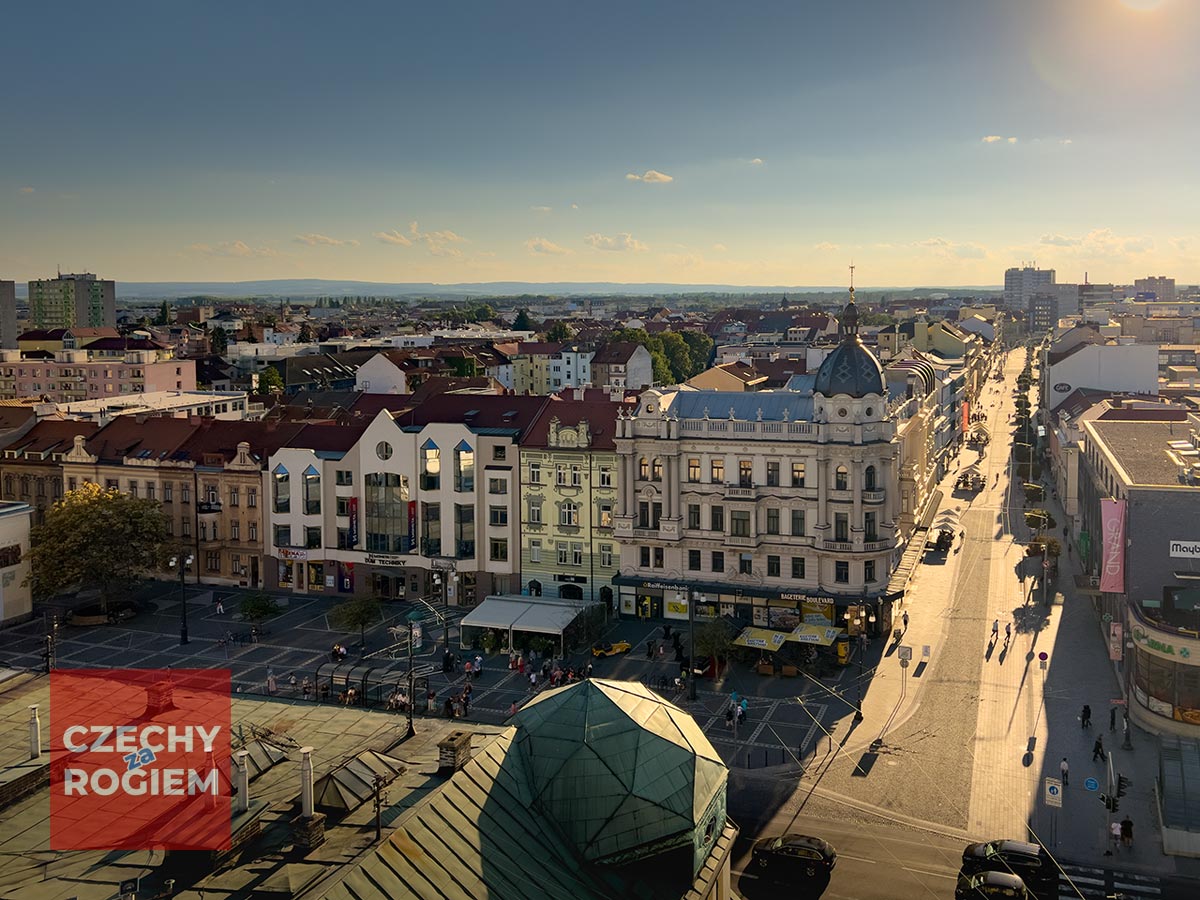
top-left (688, 590), bottom-right (703, 701)
top-left (404, 609), bottom-right (422, 739)
top-left (844, 609), bottom-right (864, 722)
top-left (169, 555), bottom-right (194, 646)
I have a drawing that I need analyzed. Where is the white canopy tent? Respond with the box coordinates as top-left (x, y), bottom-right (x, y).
top-left (459, 595), bottom-right (592, 657)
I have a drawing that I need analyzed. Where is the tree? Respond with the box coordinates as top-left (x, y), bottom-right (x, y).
top-left (658, 332), bottom-right (694, 383)
top-left (680, 331), bottom-right (714, 375)
top-left (329, 594), bottom-right (383, 653)
top-left (513, 309), bottom-right (534, 331)
top-left (298, 322), bottom-right (316, 343)
top-left (155, 301), bottom-right (171, 326)
top-left (240, 592), bottom-right (281, 623)
top-left (26, 483), bottom-right (168, 611)
top-left (693, 620), bottom-right (735, 670)
top-left (544, 320), bottom-right (574, 342)
top-left (257, 365), bottom-right (284, 394)
top-left (208, 324), bottom-right (228, 356)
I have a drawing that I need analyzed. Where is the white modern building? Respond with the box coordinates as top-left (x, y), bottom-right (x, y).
top-left (1004, 265), bottom-right (1055, 310)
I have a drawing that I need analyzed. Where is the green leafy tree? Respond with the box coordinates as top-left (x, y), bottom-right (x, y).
top-left (155, 301), bottom-right (171, 325)
top-left (257, 365), bottom-right (284, 394)
top-left (658, 332), bottom-right (694, 383)
top-left (329, 594), bottom-right (383, 653)
top-left (298, 322), bottom-right (316, 343)
top-left (544, 320), bottom-right (574, 342)
top-left (26, 483), bottom-right (168, 611)
top-left (693, 620), bottom-right (735, 668)
top-left (240, 592), bottom-right (281, 623)
top-left (208, 324), bottom-right (228, 356)
top-left (513, 309), bottom-right (534, 331)
top-left (680, 331), bottom-right (714, 375)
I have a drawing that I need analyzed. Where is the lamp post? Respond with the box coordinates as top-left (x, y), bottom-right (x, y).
top-left (169, 554), bottom-right (194, 646)
top-left (404, 609), bottom-right (421, 739)
top-left (845, 609), bottom-right (864, 722)
top-left (688, 590), bottom-right (702, 701)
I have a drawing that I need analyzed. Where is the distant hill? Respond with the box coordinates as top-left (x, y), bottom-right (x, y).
top-left (12, 278), bottom-right (1002, 301)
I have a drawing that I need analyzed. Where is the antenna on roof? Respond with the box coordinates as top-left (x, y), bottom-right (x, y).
top-left (849, 261), bottom-right (855, 294)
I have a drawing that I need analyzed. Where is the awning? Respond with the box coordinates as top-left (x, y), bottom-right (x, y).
top-left (732, 627), bottom-right (790, 651)
top-left (459, 598), bottom-right (530, 632)
top-left (459, 596), bottom-right (589, 641)
top-left (786, 624), bottom-right (844, 646)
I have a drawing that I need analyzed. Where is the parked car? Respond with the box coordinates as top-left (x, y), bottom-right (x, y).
top-left (956, 870), bottom-right (1028, 899)
top-left (961, 840), bottom-right (1056, 889)
top-left (591, 640), bottom-right (631, 658)
top-left (750, 834), bottom-right (837, 879)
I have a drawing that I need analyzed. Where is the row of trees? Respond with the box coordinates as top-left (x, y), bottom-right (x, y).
top-left (606, 328), bottom-right (714, 384)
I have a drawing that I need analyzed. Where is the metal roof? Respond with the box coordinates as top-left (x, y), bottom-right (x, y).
top-left (671, 390), bottom-right (813, 423)
top-left (314, 749), bottom-right (406, 813)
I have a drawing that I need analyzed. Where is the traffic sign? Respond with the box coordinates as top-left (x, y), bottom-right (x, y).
top-left (1102, 613), bottom-right (1113, 624)
top-left (1084, 777), bottom-right (1099, 792)
top-left (1038, 651), bottom-right (1048, 661)
top-left (1044, 777), bottom-right (1062, 808)
top-left (898, 645), bottom-right (913, 661)
top-left (900, 658), bottom-right (909, 669)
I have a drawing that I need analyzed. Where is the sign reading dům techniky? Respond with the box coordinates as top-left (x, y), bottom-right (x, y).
top-left (50, 668), bottom-right (231, 851)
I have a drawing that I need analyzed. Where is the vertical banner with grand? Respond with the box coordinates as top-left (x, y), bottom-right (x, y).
top-left (1099, 498), bottom-right (1127, 595)
top-left (50, 668), bottom-right (231, 850)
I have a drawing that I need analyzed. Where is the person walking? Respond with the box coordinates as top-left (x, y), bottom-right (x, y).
top-left (1082, 704), bottom-right (1092, 728)
top-left (1110, 820), bottom-right (1121, 852)
top-left (991, 619), bottom-right (1000, 641)
top-left (1092, 735), bottom-right (1105, 761)
top-left (1120, 815), bottom-right (1133, 848)
top-left (215, 598), bottom-right (225, 615)
top-left (1059, 757), bottom-right (1069, 786)
top-left (474, 654), bottom-right (483, 679)
top-left (902, 610), bottom-right (909, 632)
top-left (725, 706), bottom-right (734, 729)
top-left (1004, 622), bottom-right (1012, 645)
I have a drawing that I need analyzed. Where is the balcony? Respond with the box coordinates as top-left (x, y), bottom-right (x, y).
top-left (863, 538), bottom-right (895, 552)
top-left (196, 500), bottom-right (223, 516)
top-left (727, 533), bottom-right (758, 547)
top-left (823, 540), bottom-right (854, 552)
top-left (724, 484), bottom-right (755, 500)
top-left (862, 490), bottom-right (885, 503)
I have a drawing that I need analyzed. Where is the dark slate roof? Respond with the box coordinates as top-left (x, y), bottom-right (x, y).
top-left (591, 342), bottom-right (643, 365)
top-left (3, 421), bottom-right (98, 460)
top-left (673, 391), bottom-right (813, 423)
top-left (392, 395), bottom-right (549, 436)
top-left (84, 417), bottom-right (200, 463)
top-left (812, 301), bottom-right (885, 398)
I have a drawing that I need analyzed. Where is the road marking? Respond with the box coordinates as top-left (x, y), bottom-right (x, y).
top-left (835, 853), bottom-right (876, 864)
top-left (899, 865), bottom-right (955, 879)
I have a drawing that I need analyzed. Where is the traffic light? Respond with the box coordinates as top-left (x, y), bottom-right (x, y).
top-left (1117, 774), bottom-right (1130, 798)
top-left (1099, 793), bottom-right (1119, 812)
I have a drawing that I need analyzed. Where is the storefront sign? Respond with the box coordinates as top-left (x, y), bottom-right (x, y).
top-left (1131, 624), bottom-right (1199, 661)
top-left (348, 497), bottom-right (359, 547)
top-left (961, 401), bottom-right (969, 435)
top-left (1170, 541), bottom-right (1200, 559)
top-left (277, 547), bottom-right (308, 561)
top-left (338, 562), bottom-right (354, 593)
top-left (666, 600), bottom-right (688, 615)
top-left (1053, 382), bottom-right (1072, 393)
top-left (364, 553), bottom-right (407, 567)
top-left (778, 592), bottom-right (835, 605)
top-left (1108, 622), bottom-right (1123, 661)
top-left (407, 500), bottom-right (417, 550)
top-left (640, 581), bottom-right (691, 592)
top-left (1099, 499), bottom-right (1126, 594)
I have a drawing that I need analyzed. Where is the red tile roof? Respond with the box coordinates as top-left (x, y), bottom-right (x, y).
top-left (523, 398), bottom-right (629, 450)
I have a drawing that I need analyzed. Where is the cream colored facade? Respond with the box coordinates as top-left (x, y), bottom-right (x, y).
top-left (0, 501), bottom-right (33, 625)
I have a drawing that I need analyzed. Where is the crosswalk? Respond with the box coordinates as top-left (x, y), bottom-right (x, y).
top-left (1054, 861), bottom-right (1164, 900)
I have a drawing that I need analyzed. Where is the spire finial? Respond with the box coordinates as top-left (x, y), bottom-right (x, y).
top-left (849, 261), bottom-right (855, 294)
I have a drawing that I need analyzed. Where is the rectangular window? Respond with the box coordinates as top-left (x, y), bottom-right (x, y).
top-left (766, 461), bottom-right (780, 487)
top-left (712, 550), bottom-right (724, 573)
top-left (529, 461), bottom-right (541, 484)
top-left (105, 479), bottom-right (118, 490)
top-left (489, 505), bottom-right (508, 526)
top-left (558, 542), bottom-right (569, 565)
top-left (711, 459), bottom-right (724, 484)
top-left (651, 459), bottom-right (663, 481)
top-left (249, 521), bottom-right (257, 542)
top-left (766, 508), bottom-right (780, 535)
top-left (865, 560), bottom-right (876, 583)
top-left (739, 459), bottom-right (753, 488)
top-left (271, 470), bottom-right (286, 512)
top-left (337, 527), bottom-right (352, 549)
top-left (206, 551), bottom-right (220, 573)
top-left (651, 502), bottom-right (662, 529)
top-left (421, 445), bottom-right (441, 490)
top-left (247, 488), bottom-right (257, 507)
top-left (638, 501), bottom-right (650, 529)
top-left (199, 522), bottom-right (207, 541)
top-left (335, 470), bottom-right (353, 486)
top-left (688, 458), bottom-right (700, 482)
top-left (835, 513), bottom-right (849, 542)
top-left (571, 464), bottom-right (582, 486)
top-left (231, 520), bottom-right (240, 541)
top-left (454, 504), bottom-right (475, 557)
top-left (731, 510), bottom-right (751, 537)
top-left (529, 499), bottom-right (542, 524)
top-left (454, 445), bottom-right (475, 492)
top-left (835, 561), bottom-right (850, 583)
top-left (490, 538), bottom-right (508, 561)
top-left (600, 543), bottom-right (613, 567)
top-left (163, 483), bottom-right (173, 502)
top-left (229, 486), bottom-right (239, 507)
top-left (493, 445), bottom-right (506, 461)
top-left (865, 511), bottom-right (877, 541)
top-left (146, 483), bottom-right (155, 500)
top-left (556, 464), bottom-right (568, 486)
top-left (273, 524), bottom-right (290, 546)
top-left (530, 539), bottom-right (542, 563)
top-left (599, 466), bottom-right (612, 487)
top-left (792, 557), bottom-right (806, 579)
top-left (791, 509), bottom-right (805, 536)
top-left (572, 542), bottom-right (583, 566)
top-left (640, 546), bottom-right (651, 568)
top-left (181, 520), bottom-right (191, 537)
top-left (767, 555), bottom-right (780, 577)
top-left (710, 505), bottom-right (724, 532)
top-left (639, 457), bottom-right (649, 480)
top-left (305, 526), bottom-right (322, 549)
top-left (303, 467), bottom-right (321, 515)
top-left (598, 502), bottom-right (613, 528)
top-left (792, 462), bottom-right (805, 487)
top-left (653, 547), bottom-right (664, 568)
top-left (166, 520), bottom-right (174, 536)
top-left (336, 496), bottom-right (351, 517)
top-left (739, 553), bottom-right (753, 575)
top-left (488, 477), bottom-right (507, 495)
top-left (688, 549), bottom-right (701, 571)
top-left (421, 502), bottom-right (442, 555)
top-left (128, 480), bottom-right (138, 497)
top-left (687, 503), bottom-right (701, 530)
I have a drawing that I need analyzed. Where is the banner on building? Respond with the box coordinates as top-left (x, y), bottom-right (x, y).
top-left (338, 562), bottom-right (354, 593)
top-left (407, 500), bottom-right (417, 552)
top-left (1099, 499), bottom-right (1127, 594)
top-left (348, 497), bottom-right (359, 547)
top-left (962, 401), bottom-right (969, 435)
top-left (1109, 622), bottom-right (1123, 661)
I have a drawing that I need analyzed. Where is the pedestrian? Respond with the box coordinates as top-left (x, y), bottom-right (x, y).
top-left (474, 654), bottom-right (483, 679)
top-left (1092, 735), bottom-right (1104, 761)
top-left (509, 701), bottom-right (518, 717)
top-left (726, 706), bottom-right (734, 729)
top-left (658, 644), bottom-right (665, 661)
top-left (216, 598), bottom-right (225, 615)
top-left (288, 673), bottom-right (298, 694)
top-left (1110, 706), bottom-right (1117, 732)
top-left (992, 619), bottom-right (1000, 640)
top-left (902, 610), bottom-right (909, 631)
top-left (585, 662), bottom-right (593, 678)
top-left (1120, 816), bottom-right (1133, 847)
top-left (463, 660), bottom-right (472, 681)
top-left (647, 640), bottom-right (655, 660)
top-left (1059, 757), bottom-right (1069, 786)
top-left (1082, 704), bottom-right (1092, 728)
top-left (529, 670), bottom-right (538, 690)
top-left (1110, 820), bottom-right (1121, 851)
top-left (518, 655), bottom-right (525, 675)
top-left (301, 676), bottom-right (312, 700)
top-left (736, 704), bottom-right (746, 726)
top-left (267, 670), bottom-right (277, 695)
top-left (1004, 622), bottom-right (1012, 644)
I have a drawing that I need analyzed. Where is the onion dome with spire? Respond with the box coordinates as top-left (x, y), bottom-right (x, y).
top-left (813, 285), bottom-right (886, 399)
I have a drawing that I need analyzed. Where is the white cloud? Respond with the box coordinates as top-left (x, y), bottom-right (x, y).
top-left (295, 233), bottom-right (359, 247)
top-left (18, 186), bottom-right (34, 195)
top-left (1037, 228), bottom-right (1154, 256)
top-left (1061, 138), bottom-right (1073, 145)
top-left (525, 237), bottom-right (571, 256)
top-left (570, 203), bottom-right (579, 209)
top-left (981, 135), bottom-right (1018, 144)
top-left (585, 232), bottom-right (648, 252)
top-left (1007, 137), bottom-right (1018, 144)
top-left (711, 243), bottom-right (728, 253)
top-left (188, 240), bottom-right (278, 258)
top-left (625, 169), bottom-right (674, 184)
top-left (813, 241), bottom-right (840, 252)
top-left (916, 237), bottom-right (988, 259)
top-left (749, 158), bottom-right (764, 165)
top-left (1039, 233), bottom-right (1079, 247)
top-left (529, 205), bottom-right (552, 213)
top-left (374, 230), bottom-right (413, 246)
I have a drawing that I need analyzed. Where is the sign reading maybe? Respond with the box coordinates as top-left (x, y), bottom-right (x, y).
top-left (1170, 541), bottom-right (1200, 559)
top-left (50, 669), bottom-right (231, 851)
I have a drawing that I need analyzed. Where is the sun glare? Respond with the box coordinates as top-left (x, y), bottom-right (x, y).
top-left (1119, 0), bottom-right (1165, 10)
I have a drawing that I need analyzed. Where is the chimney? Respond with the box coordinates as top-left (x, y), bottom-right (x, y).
top-left (29, 705), bottom-right (40, 760)
top-left (234, 750), bottom-right (250, 814)
top-left (300, 745), bottom-right (315, 818)
top-left (437, 730), bottom-right (473, 774)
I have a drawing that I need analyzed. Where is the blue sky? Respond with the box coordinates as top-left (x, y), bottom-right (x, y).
top-left (3, 0), bottom-right (1197, 285)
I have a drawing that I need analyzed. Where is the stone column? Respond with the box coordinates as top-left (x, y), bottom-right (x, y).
top-left (29, 706), bottom-right (40, 761)
top-left (852, 459), bottom-right (864, 530)
top-left (816, 455), bottom-right (829, 530)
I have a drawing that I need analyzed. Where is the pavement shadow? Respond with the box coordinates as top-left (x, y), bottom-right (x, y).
top-left (739, 871), bottom-right (830, 899)
top-left (985, 638), bottom-right (997, 662)
top-left (1013, 604), bottom-right (1050, 635)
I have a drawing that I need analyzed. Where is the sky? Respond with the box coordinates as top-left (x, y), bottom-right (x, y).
top-left (2, 0), bottom-right (1198, 287)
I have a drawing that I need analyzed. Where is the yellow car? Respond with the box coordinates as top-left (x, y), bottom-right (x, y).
top-left (592, 640), bottom-right (632, 658)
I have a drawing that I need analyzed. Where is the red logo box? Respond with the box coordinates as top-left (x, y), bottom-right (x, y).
top-left (50, 669), bottom-right (231, 851)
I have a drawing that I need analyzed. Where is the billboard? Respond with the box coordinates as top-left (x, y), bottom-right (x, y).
top-left (348, 496), bottom-right (359, 547)
top-left (1099, 498), bottom-right (1127, 594)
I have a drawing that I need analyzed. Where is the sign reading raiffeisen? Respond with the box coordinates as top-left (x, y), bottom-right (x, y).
top-left (1170, 541), bottom-right (1200, 559)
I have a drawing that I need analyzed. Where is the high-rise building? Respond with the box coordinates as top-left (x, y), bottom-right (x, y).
top-left (1079, 281), bottom-right (1116, 313)
top-left (1134, 275), bottom-right (1176, 305)
top-left (1003, 266), bottom-right (1055, 310)
top-left (0, 281), bottom-right (16, 350)
top-left (1028, 293), bottom-right (1060, 335)
top-left (26, 273), bottom-right (116, 330)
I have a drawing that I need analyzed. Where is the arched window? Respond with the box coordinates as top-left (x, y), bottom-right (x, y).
top-left (835, 465), bottom-right (848, 491)
top-left (303, 465), bottom-right (321, 515)
top-left (454, 440), bottom-right (474, 492)
top-left (559, 584), bottom-right (583, 601)
top-left (272, 465), bottom-right (290, 513)
top-left (600, 586), bottom-right (614, 606)
top-left (528, 579), bottom-right (542, 597)
top-left (639, 457), bottom-right (649, 480)
top-left (864, 465), bottom-right (877, 491)
top-left (421, 439), bottom-right (441, 489)
top-left (652, 458), bottom-right (663, 481)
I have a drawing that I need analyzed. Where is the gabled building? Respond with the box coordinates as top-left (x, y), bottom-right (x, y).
top-left (0, 420), bottom-right (98, 523)
top-left (511, 342), bottom-right (593, 395)
top-left (590, 342), bottom-right (654, 393)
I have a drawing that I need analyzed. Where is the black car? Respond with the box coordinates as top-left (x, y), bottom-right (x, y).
top-left (961, 840), bottom-right (1057, 890)
top-left (750, 834), bottom-right (837, 878)
top-left (955, 870), bottom-right (1028, 899)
